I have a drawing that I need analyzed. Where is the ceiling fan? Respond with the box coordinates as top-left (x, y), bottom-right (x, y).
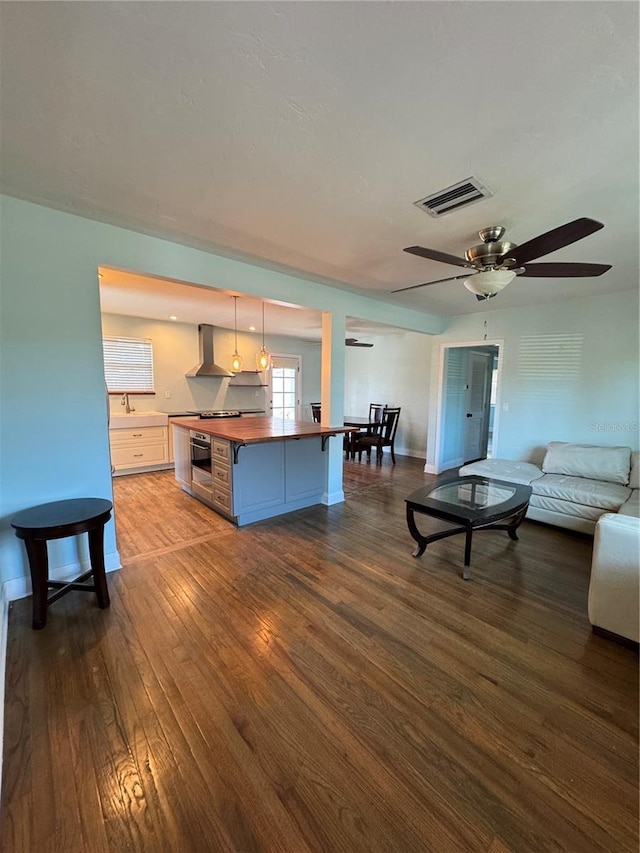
top-left (394, 217), bottom-right (611, 300)
top-left (303, 337), bottom-right (374, 347)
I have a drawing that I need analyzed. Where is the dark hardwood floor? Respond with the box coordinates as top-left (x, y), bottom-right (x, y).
top-left (2, 456), bottom-right (638, 852)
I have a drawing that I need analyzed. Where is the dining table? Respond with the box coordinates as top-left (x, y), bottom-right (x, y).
top-left (343, 416), bottom-right (375, 459)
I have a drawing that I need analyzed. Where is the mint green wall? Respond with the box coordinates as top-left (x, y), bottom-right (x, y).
top-left (426, 289), bottom-right (640, 466)
top-left (0, 195), bottom-right (443, 589)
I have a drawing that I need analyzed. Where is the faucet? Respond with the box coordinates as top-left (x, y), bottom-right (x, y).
top-left (121, 393), bottom-right (135, 414)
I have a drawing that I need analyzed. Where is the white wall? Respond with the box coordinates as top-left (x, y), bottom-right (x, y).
top-left (427, 289), bottom-right (640, 467)
top-left (102, 313), bottom-right (321, 416)
top-left (343, 290), bottom-right (639, 470)
top-left (344, 330), bottom-right (432, 458)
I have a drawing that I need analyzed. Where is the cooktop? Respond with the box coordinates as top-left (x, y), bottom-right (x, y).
top-left (194, 410), bottom-right (241, 419)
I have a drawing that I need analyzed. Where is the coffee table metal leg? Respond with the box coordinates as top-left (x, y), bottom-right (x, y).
top-left (406, 506), bottom-right (427, 557)
top-left (463, 527), bottom-right (473, 580)
top-left (507, 504), bottom-right (528, 541)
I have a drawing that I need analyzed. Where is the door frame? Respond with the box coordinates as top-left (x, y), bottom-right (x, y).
top-left (428, 338), bottom-right (504, 474)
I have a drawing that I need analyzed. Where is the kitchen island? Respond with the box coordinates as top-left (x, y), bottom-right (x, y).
top-left (172, 418), bottom-right (355, 526)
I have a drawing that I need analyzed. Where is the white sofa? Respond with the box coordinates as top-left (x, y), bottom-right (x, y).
top-left (460, 442), bottom-right (639, 534)
top-left (460, 442), bottom-right (640, 644)
top-left (588, 513), bottom-right (639, 644)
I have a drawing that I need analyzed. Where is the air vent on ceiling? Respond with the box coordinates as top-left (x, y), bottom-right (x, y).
top-left (414, 177), bottom-right (493, 218)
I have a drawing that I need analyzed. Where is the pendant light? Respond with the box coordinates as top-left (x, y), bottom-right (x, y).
top-left (256, 301), bottom-right (271, 371)
top-left (229, 296), bottom-right (243, 373)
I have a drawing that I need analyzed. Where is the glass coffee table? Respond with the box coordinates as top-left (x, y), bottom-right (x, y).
top-left (404, 474), bottom-right (532, 579)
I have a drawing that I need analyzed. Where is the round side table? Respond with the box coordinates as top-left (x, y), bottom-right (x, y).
top-left (11, 498), bottom-right (113, 629)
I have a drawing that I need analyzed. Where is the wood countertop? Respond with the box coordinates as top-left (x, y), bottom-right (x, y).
top-left (171, 417), bottom-right (356, 444)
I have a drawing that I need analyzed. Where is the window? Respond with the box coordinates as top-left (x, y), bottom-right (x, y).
top-left (102, 335), bottom-right (155, 393)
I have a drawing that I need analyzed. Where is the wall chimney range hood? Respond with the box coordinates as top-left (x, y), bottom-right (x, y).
top-left (186, 324), bottom-right (234, 378)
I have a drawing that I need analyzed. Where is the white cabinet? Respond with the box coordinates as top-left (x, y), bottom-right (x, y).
top-left (168, 416), bottom-right (196, 462)
top-left (211, 439), bottom-right (234, 519)
top-left (172, 424), bottom-right (191, 487)
top-left (109, 426), bottom-right (169, 475)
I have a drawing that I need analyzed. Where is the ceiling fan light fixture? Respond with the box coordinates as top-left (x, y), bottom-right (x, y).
top-left (463, 269), bottom-right (517, 297)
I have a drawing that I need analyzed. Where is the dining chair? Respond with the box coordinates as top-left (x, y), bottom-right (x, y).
top-left (368, 403), bottom-right (385, 434)
top-left (310, 403), bottom-right (321, 423)
top-left (356, 406), bottom-right (401, 464)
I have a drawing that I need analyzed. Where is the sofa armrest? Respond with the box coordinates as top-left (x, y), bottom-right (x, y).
top-left (588, 513), bottom-right (640, 643)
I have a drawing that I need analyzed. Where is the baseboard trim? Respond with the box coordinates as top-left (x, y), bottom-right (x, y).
top-left (323, 489), bottom-right (345, 506)
top-left (3, 551), bottom-right (122, 602)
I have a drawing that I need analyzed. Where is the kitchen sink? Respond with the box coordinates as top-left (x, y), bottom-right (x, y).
top-left (109, 411), bottom-right (169, 429)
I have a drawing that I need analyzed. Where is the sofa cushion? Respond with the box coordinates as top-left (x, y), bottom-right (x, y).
top-left (528, 494), bottom-right (606, 522)
top-left (532, 473), bottom-right (631, 510)
top-left (629, 451), bottom-right (640, 490)
top-left (542, 442), bottom-right (632, 485)
top-left (459, 458), bottom-right (544, 485)
top-left (618, 490), bottom-right (640, 518)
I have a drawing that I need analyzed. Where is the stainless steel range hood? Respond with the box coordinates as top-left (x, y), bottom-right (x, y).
top-left (186, 324), bottom-right (234, 378)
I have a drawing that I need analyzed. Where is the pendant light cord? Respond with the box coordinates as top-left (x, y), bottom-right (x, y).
top-left (234, 296), bottom-right (239, 350)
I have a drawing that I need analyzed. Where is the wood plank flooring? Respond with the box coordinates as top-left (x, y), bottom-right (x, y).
top-left (2, 456), bottom-right (638, 852)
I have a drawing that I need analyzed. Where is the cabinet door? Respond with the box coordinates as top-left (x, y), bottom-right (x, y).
top-left (234, 442), bottom-right (285, 513)
top-left (173, 426), bottom-right (191, 487)
top-left (168, 416), bottom-right (196, 462)
top-left (111, 442), bottom-right (168, 469)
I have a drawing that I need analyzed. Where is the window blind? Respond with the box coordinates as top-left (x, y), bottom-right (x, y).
top-left (103, 336), bottom-right (155, 393)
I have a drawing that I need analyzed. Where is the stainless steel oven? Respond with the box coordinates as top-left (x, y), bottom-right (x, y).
top-left (189, 430), bottom-right (213, 502)
top-left (190, 430), bottom-right (212, 473)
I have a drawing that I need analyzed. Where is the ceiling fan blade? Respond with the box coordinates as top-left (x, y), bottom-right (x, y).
top-left (392, 273), bottom-right (470, 294)
top-left (519, 262), bottom-right (612, 278)
top-left (505, 218), bottom-right (604, 265)
top-left (403, 245), bottom-right (470, 268)
top-left (346, 338), bottom-right (373, 347)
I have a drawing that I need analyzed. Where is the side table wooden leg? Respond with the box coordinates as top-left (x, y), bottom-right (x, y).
top-left (88, 524), bottom-right (110, 609)
top-left (24, 538), bottom-right (49, 629)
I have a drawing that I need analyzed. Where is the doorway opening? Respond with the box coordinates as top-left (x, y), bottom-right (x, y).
top-left (435, 340), bottom-right (502, 473)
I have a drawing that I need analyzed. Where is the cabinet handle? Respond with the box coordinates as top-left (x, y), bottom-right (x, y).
top-left (133, 433), bottom-right (143, 437)
top-left (134, 453), bottom-right (144, 457)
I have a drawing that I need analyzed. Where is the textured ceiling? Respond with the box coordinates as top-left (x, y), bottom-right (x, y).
top-left (1, 1), bottom-right (638, 331)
